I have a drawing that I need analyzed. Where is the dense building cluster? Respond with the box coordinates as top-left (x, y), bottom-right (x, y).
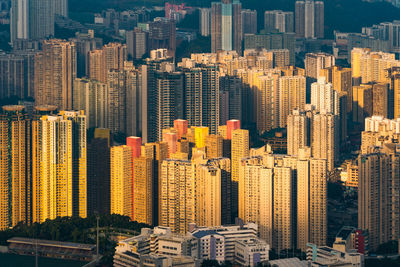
top-left (3, 0), bottom-right (400, 266)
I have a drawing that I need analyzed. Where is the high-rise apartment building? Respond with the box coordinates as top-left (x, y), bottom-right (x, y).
top-left (305, 53), bottom-right (335, 80)
top-left (54, 0), bottom-right (68, 17)
top-left (199, 8), bottom-right (211, 37)
top-left (70, 30), bottom-right (102, 78)
top-left (227, 119), bottom-right (240, 140)
top-left (250, 71), bottom-right (306, 133)
top-left (320, 66), bottom-right (352, 112)
top-left (241, 9), bottom-right (257, 34)
top-left (126, 28), bottom-right (148, 60)
top-left (297, 156), bottom-right (327, 250)
top-left (182, 63), bottom-right (220, 134)
top-left (231, 128), bottom-right (249, 219)
top-left (10, 0), bottom-right (29, 43)
top-left (264, 10), bottom-right (294, 33)
top-left (239, 149), bottom-right (327, 252)
top-left (240, 155), bottom-right (293, 252)
top-left (183, 67), bottom-right (203, 127)
top-left (358, 144), bottom-right (400, 251)
top-left (0, 51), bottom-right (35, 100)
top-left (110, 145), bottom-right (133, 219)
top-left (155, 70), bottom-right (184, 140)
top-left (351, 48), bottom-right (399, 85)
top-left (254, 73), bottom-right (277, 133)
top-left (194, 126), bottom-right (209, 149)
top-left (201, 65), bottom-right (220, 134)
top-left (127, 136), bottom-right (142, 220)
top-left (126, 64), bottom-right (146, 137)
top-left (160, 159), bottom-right (194, 233)
top-left (272, 166), bottom-right (293, 251)
top-left (102, 63), bottom-right (145, 136)
top-left (195, 162), bottom-right (223, 227)
top-left (313, 1), bottom-right (324, 38)
top-left (311, 77), bottom-right (339, 115)
top-left (360, 117), bottom-right (400, 250)
top-left (295, 1), bottom-right (305, 37)
top-left (287, 109), bottom-right (310, 156)
top-left (219, 74), bottom-right (244, 124)
top-left (107, 69), bottom-right (127, 134)
top-left (239, 160), bottom-right (274, 245)
top-left (143, 50), bottom-right (174, 143)
top-left (287, 106), bottom-right (336, 165)
top-left (243, 32), bottom-right (296, 65)
top-left (278, 75), bottom-right (307, 127)
top-left (387, 67), bottom-right (400, 119)
top-left (372, 83), bottom-right (389, 118)
top-left (211, 0), bottom-right (242, 54)
top-left (295, 0), bottom-right (324, 38)
top-left (361, 116), bottom-right (400, 154)
top-left (133, 156), bottom-right (154, 225)
top-left (32, 110), bottom-right (87, 223)
top-left (149, 18), bottom-right (176, 57)
top-left (141, 141), bottom-right (169, 225)
top-left (352, 84), bottom-right (373, 125)
top-left (88, 43), bottom-right (126, 83)
top-left (34, 39), bottom-right (76, 110)
top-left (312, 112), bottom-right (338, 171)
top-left (73, 78), bottom-right (108, 129)
top-left (162, 131), bottom-right (178, 156)
top-left (11, 0), bottom-right (55, 44)
top-left (87, 128), bottom-right (110, 216)
top-left (0, 105), bottom-right (29, 230)
top-left (205, 134), bottom-right (223, 158)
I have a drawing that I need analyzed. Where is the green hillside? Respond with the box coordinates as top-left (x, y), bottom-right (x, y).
top-left (69, 0), bottom-right (400, 39)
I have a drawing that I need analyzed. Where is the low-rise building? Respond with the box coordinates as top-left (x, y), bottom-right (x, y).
top-left (234, 238), bottom-right (269, 267)
top-left (307, 243), bottom-right (364, 267)
top-left (189, 223), bottom-right (259, 262)
top-left (333, 226), bottom-right (369, 255)
top-left (191, 231), bottom-right (226, 263)
top-left (189, 223), bottom-right (269, 265)
top-left (269, 257), bottom-right (308, 267)
top-left (114, 227), bottom-right (198, 267)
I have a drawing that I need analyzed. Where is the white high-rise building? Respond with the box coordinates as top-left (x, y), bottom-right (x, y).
top-left (10, 0), bottom-right (29, 42)
top-left (11, 0), bottom-right (68, 44)
top-left (29, 0), bottom-right (55, 40)
top-left (311, 77), bottom-right (339, 115)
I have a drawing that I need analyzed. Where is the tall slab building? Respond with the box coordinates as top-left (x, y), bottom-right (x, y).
top-left (32, 109), bottom-right (87, 223)
top-left (0, 105), bottom-right (30, 230)
top-left (295, 0), bottom-right (324, 39)
top-left (211, 0), bottom-right (242, 54)
top-left (11, 0), bottom-right (67, 44)
top-left (34, 39), bottom-right (77, 110)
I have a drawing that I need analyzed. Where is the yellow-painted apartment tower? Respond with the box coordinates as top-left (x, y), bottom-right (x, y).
top-left (0, 105), bottom-right (29, 230)
top-left (32, 108), bottom-right (87, 223)
top-left (110, 145), bottom-right (133, 218)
